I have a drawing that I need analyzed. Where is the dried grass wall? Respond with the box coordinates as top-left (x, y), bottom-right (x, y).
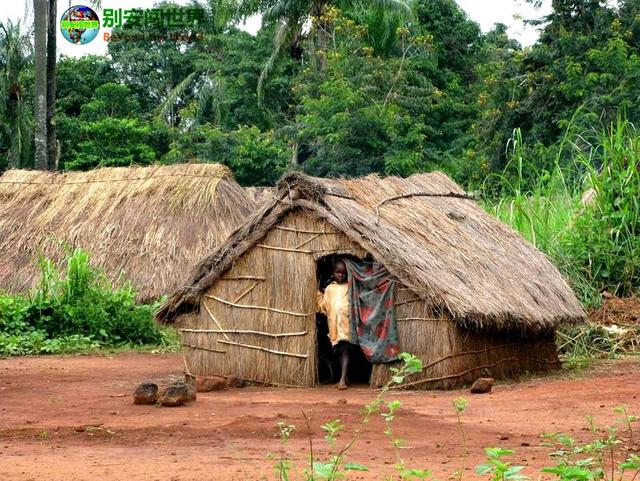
top-left (370, 287), bottom-right (559, 389)
top-left (180, 209), bottom-right (366, 386)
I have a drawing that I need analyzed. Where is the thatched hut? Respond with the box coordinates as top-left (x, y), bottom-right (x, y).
top-left (158, 171), bottom-right (586, 389)
top-left (0, 164), bottom-right (255, 301)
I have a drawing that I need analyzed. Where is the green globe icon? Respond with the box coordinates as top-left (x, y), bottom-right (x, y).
top-left (60, 5), bottom-right (100, 45)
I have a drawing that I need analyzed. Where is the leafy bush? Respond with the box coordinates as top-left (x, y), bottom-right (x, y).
top-left (60, 116), bottom-right (157, 170)
top-left (0, 249), bottom-right (168, 356)
top-left (0, 331), bottom-right (99, 356)
top-left (162, 124), bottom-right (290, 186)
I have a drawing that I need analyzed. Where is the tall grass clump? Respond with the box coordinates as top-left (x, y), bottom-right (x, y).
top-left (481, 129), bottom-right (594, 303)
top-left (0, 249), bottom-right (170, 355)
top-left (482, 118), bottom-right (639, 306)
top-left (566, 118), bottom-right (640, 297)
top-left (483, 128), bottom-right (577, 258)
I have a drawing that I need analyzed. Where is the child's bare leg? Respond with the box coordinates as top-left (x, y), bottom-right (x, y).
top-left (337, 350), bottom-right (349, 390)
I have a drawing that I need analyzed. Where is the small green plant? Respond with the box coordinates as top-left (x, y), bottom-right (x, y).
top-left (321, 419), bottom-right (343, 447)
top-left (474, 408), bottom-right (640, 481)
top-left (476, 448), bottom-right (527, 481)
top-left (269, 357), bottom-right (639, 481)
top-left (453, 397), bottom-right (469, 481)
top-left (270, 423), bottom-right (297, 481)
top-left (278, 422), bottom-right (296, 442)
top-left (540, 407), bottom-right (640, 481)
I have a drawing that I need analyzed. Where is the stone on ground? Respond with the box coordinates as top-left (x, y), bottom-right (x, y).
top-left (133, 383), bottom-right (158, 405)
top-left (159, 383), bottom-right (197, 407)
top-left (195, 376), bottom-right (226, 392)
top-left (470, 377), bottom-right (494, 394)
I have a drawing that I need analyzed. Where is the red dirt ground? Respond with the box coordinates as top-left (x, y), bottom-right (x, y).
top-left (1, 353), bottom-right (639, 481)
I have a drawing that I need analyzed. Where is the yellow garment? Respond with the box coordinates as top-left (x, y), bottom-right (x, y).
top-left (317, 282), bottom-right (351, 346)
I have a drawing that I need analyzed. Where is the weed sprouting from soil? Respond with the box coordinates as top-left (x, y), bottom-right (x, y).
top-left (270, 352), bottom-right (425, 480)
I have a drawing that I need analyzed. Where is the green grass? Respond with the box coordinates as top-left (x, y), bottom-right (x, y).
top-left (482, 118), bottom-right (640, 307)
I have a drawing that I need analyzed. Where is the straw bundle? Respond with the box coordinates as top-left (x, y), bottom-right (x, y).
top-left (159, 171), bottom-right (585, 388)
top-left (0, 164), bottom-right (255, 301)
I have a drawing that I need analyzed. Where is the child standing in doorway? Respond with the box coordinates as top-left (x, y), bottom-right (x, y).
top-left (317, 259), bottom-right (352, 390)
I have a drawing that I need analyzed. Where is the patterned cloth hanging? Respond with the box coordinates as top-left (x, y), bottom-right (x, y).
top-left (345, 259), bottom-right (400, 363)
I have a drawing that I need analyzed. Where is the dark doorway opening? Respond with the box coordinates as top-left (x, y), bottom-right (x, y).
top-left (316, 254), bottom-right (372, 385)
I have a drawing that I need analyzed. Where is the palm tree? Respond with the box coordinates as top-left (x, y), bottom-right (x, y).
top-left (255, 0), bottom-right (412, 104)
top-left (158, 0), bottom-right (240, 127)
top-left (0, 20), bottom-right (33, 169)
top-left (31, 0), bottom-right (101, 170)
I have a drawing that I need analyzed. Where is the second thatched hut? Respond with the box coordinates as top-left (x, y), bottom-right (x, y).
top-left (0, 163), bottom-right (255, 301)
top-left (158, 171), bottom-right (586, 389)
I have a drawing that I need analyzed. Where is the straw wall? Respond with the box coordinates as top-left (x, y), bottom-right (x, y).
top-left (370, 286), bottom-right (559, 389)
top-left (179, 209), bottom-right (366, 386)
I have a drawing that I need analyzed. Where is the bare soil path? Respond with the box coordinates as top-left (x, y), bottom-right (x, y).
top-left (1, 353), bottom-right (638, 481)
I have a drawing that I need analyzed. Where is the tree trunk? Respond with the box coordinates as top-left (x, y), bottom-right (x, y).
top-left (34, 0), bottom-right (48, 170)
top-left (46, 0), bottom-right (58, 170)
top-left (312, 0), bottom-right (328, 72)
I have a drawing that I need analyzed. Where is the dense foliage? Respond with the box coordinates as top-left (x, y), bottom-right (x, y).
top-left (2, 0), bottom-right (637, 182)
top-left (0, 250), bottom-right (169, 355)
top-left (487, 118), bottom-right (640, 304)
top-left (567, 119), bottom-right (640, 297)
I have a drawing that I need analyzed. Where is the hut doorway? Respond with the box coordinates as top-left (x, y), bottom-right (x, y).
top-left (315, 255), bottom-right (372, 385)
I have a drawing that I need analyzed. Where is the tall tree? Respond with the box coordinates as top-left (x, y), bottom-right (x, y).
top-left (46, 0), bottom-right (57, 169)
top-left (154, 0), bottom-right (240, 127)
top-left (473, 0), bottom-right (640, 178)
top-left (33, 0), bottom-right (47, 170)
top-left (290, 9), bottom-right (432, 177)
top-left (108, 1), bottom-right (205, 123)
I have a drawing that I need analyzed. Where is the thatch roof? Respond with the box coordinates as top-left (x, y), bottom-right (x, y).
top-left (0, 164), bottom-right (256, 301)
top-left (244, 186), bottom-right (274, 205)
top-left (158, 171), bottom-right (586, 332)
